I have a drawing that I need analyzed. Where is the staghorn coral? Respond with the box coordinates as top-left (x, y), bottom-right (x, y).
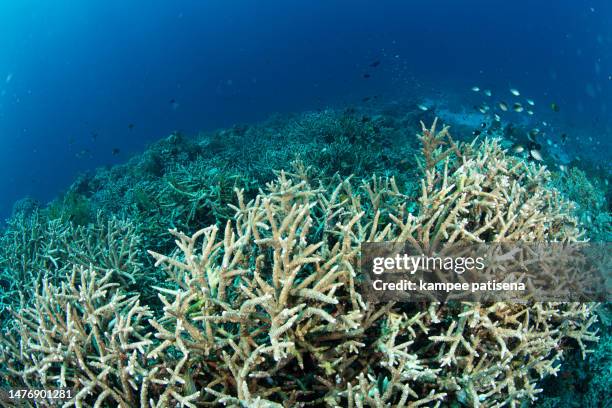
top-left (0, 266), bottom-right (153, 407)
top-left (142, 121), bottom-right (598, 407)
top-left (549, 167), bottom-right (611, 242)
top-left (0, 211), bottom-right (147, 319)
top-left (0, 119), bottom-right (603, 407)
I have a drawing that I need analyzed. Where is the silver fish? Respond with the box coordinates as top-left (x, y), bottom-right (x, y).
top-left (530, 149), bottom-right (543, 161)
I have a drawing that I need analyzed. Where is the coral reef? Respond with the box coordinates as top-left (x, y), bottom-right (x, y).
top-left (1, 117), bottom-right (605, 407)
top-left (550, 167), bottom-right (611, 242)
top-left (0, 211), bottom-right (149, 319)
top-left (1, 266), bottom-right (153, 407)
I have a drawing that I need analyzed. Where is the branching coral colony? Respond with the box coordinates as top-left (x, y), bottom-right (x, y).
top-left (0, 119), bottom-right (600, 408)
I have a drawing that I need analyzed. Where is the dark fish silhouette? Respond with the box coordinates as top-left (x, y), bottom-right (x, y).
top-left (363, 73), bottom-right (371, 79)
top-left (362, 96), bottom-right (371, 102)
top-left (91, 132), bottom-right (98, 141)
top-left (112, 148), bottom-right (121, 156)
top-left (128, 123), bottom-right (135, 130)
top-left (551, 102), bottom-right (560, 112)
top-left (369, 60), bottom-right (381, 68)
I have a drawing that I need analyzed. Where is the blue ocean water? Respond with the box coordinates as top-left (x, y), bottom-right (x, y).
top-left (1, 0), bottom-right (610, 221)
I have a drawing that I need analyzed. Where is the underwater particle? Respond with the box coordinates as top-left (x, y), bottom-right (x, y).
top-left (526, 98), bottom-right (535, 106)
top-left (484, 89), bottom-right (492, 96)
top-left (363, 73), bottom-right (371, 78)
top-left (510, 88), bottom-right (520, 96)
top-left (417, 104), bottom-right (429, 111)
top-left (551, 102), bottom-right (560, 112)
top-left (369, 60), bottom-right (381, 67)
top-left (112, 147), bottom-right (121, 156)
top-left (512, 144), bottom-right (525, 154)
top-left (471, 86), bottom-right (480, 92)
top-left (530, 149), bottom-right (543, 161)
top-left (512, 103), bottom-right (524, 112)
top-left (499, 101), bottom-right (509, 111)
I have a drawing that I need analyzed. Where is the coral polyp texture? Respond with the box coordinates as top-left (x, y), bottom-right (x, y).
top-left (0, 117), bottom-right (607, 407)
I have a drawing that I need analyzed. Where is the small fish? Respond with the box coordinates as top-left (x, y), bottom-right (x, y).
top-left (526, 110), bottom-right (534, 115)
top-left (542, 121), bottom-right (548, 126)
top-left (499, 102), bottom-right (509, 111)
top-left (471, 86), bottom-right (480, 92)
top-left (484, 89), bottom-right (492, 97)
top-left (530, 149), bottom-right (543, 161)
top-left (526, 98), bottom-right (535, 106)
top-left (473, 129), bottom-right (481, 136)
top-left (551, 102), bottom-right (560, 112)
top-left (480, 122), bottom-right (487, 128)
top-left (5, 73), bottom-right (13, 83)
top-left (513, 103), bottom-right (524, 112)
top-left (512, 144), bottom-right (525, 154)
top-left (561, 133), bottom-right (568, 144)
top-left (510, 88), bottom-right (520, 96)
top-left (494, 113), bottom-right (501, 121)
top-left (546, 139), bottom-right (552, 146)
top-left (128, 123), bottom-right (135, 130)
top-left (558, 164), bottom-right (567, 172)
top-left (362, 97), bottom-right (371, 102)
top-left (369, 60), bottom-right (381, 68)
top-left (363, 73), bottom-right (371, 79)
top-left (417, 104), bottom-right (429, 111)
top-left (112, 148), bottom-right (121, 156)
top-left (477, 105), bottom-right (487, 114)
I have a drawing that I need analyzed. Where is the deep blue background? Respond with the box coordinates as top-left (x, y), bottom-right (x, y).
top-left (1, 0), bottom-right (610, 220)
